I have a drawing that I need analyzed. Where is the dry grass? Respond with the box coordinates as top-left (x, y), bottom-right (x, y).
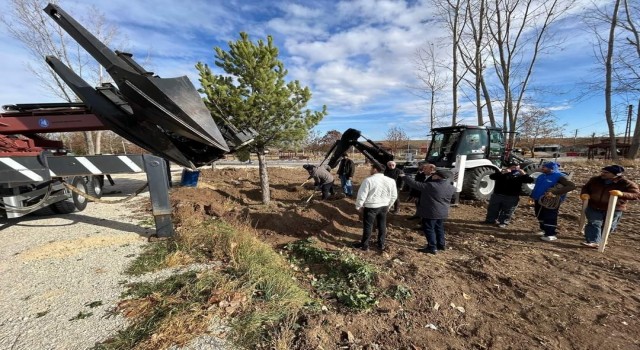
top-left (100, 219), bottom-right (311, 350)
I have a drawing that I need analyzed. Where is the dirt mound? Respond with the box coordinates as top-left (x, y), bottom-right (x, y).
top-left (170, 164), bottom-right (640, 349)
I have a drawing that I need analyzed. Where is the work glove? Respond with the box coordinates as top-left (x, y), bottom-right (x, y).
top-left (544, 191), bottom-right (555, 198)
top-left (580, 194), bottom-right (590, 201)
top-left (609, 190), bottom-right (623, 197)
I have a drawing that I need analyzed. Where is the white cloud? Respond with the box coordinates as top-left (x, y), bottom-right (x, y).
top-left (0, 0), bottom-right (616, 140)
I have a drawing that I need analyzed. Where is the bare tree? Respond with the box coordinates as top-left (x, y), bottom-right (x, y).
top-left (413, 44), bottom-right (449, 132)
top-left (457, 0), bottom-right (496, 126)
top-left (318, 130), bottom-right (343, 154)
top-left (432, 0), bottom-right (467, 125)
top-left (1, 0), bottom-right (120, 155)
top-left (486, 0), bottom-right (575, 146)
top-left (604, 0), bottom-right (623, 160)
top-left (385, 126), bottom-right (409, 155)
top-left (516, 106), bottom-right (566, 156)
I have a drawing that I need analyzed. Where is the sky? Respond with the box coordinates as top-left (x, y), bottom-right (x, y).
top-left (0, 0), bottom-right (627, 141)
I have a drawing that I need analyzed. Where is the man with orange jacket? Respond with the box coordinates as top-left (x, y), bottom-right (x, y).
top-left (580, 165), bottom-right (640, 248)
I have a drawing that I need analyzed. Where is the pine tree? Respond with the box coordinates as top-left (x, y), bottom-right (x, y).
top-left (197, 32), bottom-right (326, 203)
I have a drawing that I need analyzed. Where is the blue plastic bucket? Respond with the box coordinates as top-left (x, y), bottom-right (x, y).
top-left (180, 169), bottom-right (201, 187)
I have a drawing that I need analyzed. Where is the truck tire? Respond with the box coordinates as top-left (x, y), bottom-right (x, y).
top-left (85, 175), bottom-right (104, 199)
top-left (520, 162), bottom-right (539, 196)
top-left (461, 166), bottom-right (496, 201)
top-left (52, 177), bottom-right (88, 214)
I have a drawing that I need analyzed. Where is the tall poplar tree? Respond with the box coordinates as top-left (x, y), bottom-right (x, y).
top-left (197, 32), bottom-right (326, 204)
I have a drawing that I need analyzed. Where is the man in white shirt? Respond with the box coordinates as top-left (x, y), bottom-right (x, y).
top-left (353, 162), bottom-right (398, 251)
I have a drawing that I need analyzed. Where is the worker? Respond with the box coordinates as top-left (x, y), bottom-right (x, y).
top-left (530, 162), bottom-right (576, 242)
top-left (353, 162), bottom-right (398, 252)
top-left (401, 169), bottom-right (456, 254)
top-left (484, 162), bottom-right (534, 227)
top-left (580, 165), bottom-right (640, 248)
top-left (337, 153), bottom-right (355, 197)
top-left (408, 163), bottom-right (436, 220)
top-left (303, 164), bottom-right (335, 200)
top-left (384, 161), bottom-right (404, 213)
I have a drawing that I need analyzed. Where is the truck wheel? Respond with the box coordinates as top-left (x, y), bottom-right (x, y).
top-left (85, 175), bottom-right (104, 199)
top-left (520, 162), bottom-right (540, 196)
top-left (52, 176), bottom-right (88, 214)
top-left (461, 166), bottom-right (496, 201)
top-left (71, 176), bottom-right (89, 211)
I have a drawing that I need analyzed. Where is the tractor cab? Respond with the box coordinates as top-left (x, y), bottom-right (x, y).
top-left (426, 126), bottom-right (506, 168)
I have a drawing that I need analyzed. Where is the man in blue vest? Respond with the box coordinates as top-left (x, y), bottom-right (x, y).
top-left (530, 162), bottom-right (576, 241)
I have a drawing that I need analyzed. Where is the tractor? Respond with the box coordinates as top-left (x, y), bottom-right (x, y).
top-left (417, 125), bottom-right (537, 200)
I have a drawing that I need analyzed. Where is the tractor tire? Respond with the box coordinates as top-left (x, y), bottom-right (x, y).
top-left (461, 166), bottom-right (496, 201)
top-left (85, 175), bottom-right (104, 199)
top-left (520, 162), bottom-right (540, 196)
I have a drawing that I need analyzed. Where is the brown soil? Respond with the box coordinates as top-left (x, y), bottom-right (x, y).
top-left (169, 164), bottom-right (640, 350)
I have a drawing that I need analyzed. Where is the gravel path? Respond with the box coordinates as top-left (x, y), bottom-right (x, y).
top-left (0, 173), bottom-right (155, 350)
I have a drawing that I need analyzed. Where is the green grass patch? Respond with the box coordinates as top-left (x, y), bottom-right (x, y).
top-left (285, 238), bottom-right (379, 310)
top-left (386, 284), bottom-right (412, 303)
top-left (124, 241), bottom-right (175, 276)
top-left (99, 219), bottom-right (310, 350)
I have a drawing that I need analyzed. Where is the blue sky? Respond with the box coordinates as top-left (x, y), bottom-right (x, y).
top-left (0, 0), bottom-right (625, 141)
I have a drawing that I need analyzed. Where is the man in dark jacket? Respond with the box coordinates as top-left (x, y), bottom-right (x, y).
top-left (337, 153), bottom-right (355, 197)
top-left (384, 161), bottom-right (404, 213)
top-left (401, 169), bottom-right (456, 254)
top-left (484, 162), bottom-right (534, 227)
top-left (408, 163), bottom-right (436, 220)
top-left (303, 164), bottom-right (335, 200)
top-left (580, 165), bottom-right (640, 248)
top-left (530, 162), bottom-right (576, 242)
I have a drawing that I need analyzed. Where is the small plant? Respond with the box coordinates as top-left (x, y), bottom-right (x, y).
top-left (70, 311), bottom-right (93, 321)
top-left (286, 238), bottom-right (379, 310)
top-left (386, 285), bottom-right (412, 303)
top-left (137, 217), bottom-right (155, 229)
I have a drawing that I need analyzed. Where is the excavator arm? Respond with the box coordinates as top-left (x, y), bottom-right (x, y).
top-left (323, 128), bottom-right (394, 169)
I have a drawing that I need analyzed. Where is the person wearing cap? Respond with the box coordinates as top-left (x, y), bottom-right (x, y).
top-left (579, 165), bottom-right (640, 248)
top-left (337, 153), bottom-right (356, 197)
top-left (303, 164), bottom-right (335, 200)
top-left (384, 161), bottom-right (405, 213)
top-left (484, 162), bottom-right (534, 227)
top-left (530, 162), bottom-right (577, 241)
top-left (354, 162), bottom-right (398, 251)
top-left (400, 169), bottom-right (456, 254)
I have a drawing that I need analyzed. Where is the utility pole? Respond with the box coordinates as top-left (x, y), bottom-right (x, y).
top-left (573, 129), bottom-right (578, 148)
top-left (625, 104), bottom-right (633, 144)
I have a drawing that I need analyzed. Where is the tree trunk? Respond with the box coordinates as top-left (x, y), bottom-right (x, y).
top-left (257, 151), bottom-right (271, 204)
top-left (95, 131), bottom-right (103, 154)
top-left (481, 78), bottom-right (495, 126)
top-left (605, 0), bottom-right (621, 161)
top-left (83, 131), bottom-right (96, 155)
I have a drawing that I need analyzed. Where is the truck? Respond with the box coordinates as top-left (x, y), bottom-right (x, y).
top-left (0, 4), bottom-right (255, 237)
